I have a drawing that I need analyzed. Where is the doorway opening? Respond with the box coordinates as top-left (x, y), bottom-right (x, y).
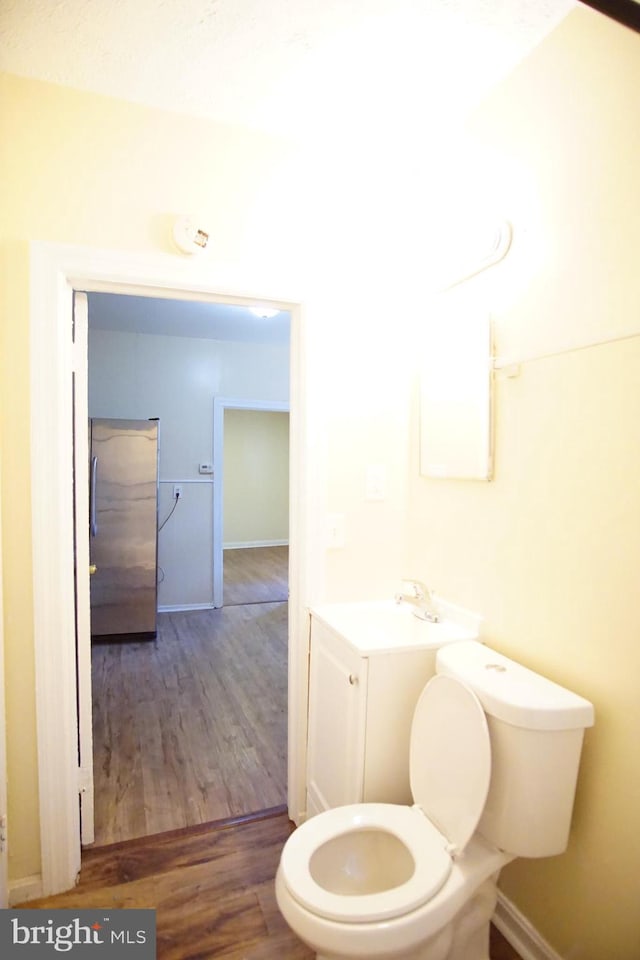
top-left (213, 398), bottom-right (290, 609)
top-left (84, 291), bottom-right (291, 846)
top-left (30, 242), bottom-right (308, 896)
top-left (220, 407), bottom-right (289, 606)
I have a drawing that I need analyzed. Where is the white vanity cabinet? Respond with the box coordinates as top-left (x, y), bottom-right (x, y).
top-left (306, 606), bottom-right (449, 818)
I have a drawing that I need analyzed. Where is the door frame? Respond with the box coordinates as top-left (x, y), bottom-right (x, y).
top-left (29, 241), bottom-right (309, 895)
top-left (72, 293), bottom-right (94, 846)
top-left (0, 447), bottom-right (8, 908)
top-left (212, 397), bottom-right (290, 608)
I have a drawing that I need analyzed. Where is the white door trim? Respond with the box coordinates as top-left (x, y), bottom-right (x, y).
top-left (72, 293), bottom-right (94, 846)
top-left (0, 445), bottom-right (8, 908)
top-left (29, 241), bottom-right (309, 895)
top-left (212, 397), bottom-right (290, 608)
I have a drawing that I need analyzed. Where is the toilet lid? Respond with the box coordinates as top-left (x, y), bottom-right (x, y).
top-left (410, 674), bottom-right (491, 855)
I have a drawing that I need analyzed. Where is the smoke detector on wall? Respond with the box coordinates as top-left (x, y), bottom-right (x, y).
top-left (173, 215), bottom-right (210, 255)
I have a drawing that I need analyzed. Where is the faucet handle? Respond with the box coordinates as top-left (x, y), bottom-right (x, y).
top-left (399, 578), bottom-right (428, 599)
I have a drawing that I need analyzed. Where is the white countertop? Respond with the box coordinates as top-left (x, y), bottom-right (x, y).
top-left (310, 599), bottom-right (478, 655)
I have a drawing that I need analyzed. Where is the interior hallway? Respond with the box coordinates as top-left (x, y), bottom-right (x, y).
top-left (90, 547), bottom-right (289, 846)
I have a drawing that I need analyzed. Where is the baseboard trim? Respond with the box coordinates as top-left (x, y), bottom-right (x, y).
top-left (157, 602), bottom-right (214, 613)
top-left (223, 540), bottom-right (289, 550)
top-left (494, 891), bottom-right (563, 960)
top-left (82, 804), bottom-right (289, 856)
top-left (9, 874), bottom-right (43, 906)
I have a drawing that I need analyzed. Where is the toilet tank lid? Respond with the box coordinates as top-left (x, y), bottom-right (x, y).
top-left (436, 641), bottom-right (595, 731)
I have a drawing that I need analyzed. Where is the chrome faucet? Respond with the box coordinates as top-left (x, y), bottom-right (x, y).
top-left (394, 579), bottom-right (440, 623)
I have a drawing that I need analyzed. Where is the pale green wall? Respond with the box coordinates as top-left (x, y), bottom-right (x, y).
top-left (223, 410), bottom-right (289, 546)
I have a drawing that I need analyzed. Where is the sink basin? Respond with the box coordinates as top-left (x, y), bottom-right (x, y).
top-left (310, 599), bottom-right (478, 655)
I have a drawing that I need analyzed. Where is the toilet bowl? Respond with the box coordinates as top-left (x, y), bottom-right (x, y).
top-left (276, 640), bottom-right (594, 960)
top-left (276, 804), bottom-right (511, 960)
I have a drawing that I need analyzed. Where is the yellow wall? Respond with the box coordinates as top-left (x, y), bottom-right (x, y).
top-left (0, 72), bottom-right (410, 881)
top-left (2, 6), bottom-right (639, 955)
top-left (0, 73), bottom-right (298, 881)
top-left (407, 9), bottom-right (640, 959)
top-left (223, 410), bottom-right (290, 546)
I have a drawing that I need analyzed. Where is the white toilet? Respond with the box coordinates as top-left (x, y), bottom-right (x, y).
top-left (276, 640), bottom-right (594, 960)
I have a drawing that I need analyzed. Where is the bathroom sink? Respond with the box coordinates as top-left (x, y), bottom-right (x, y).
top-left (310, 599), bottom-right (478, 655)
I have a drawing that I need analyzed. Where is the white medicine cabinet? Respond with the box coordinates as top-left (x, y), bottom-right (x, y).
top-left (419, 306), bottom-right (494, 481)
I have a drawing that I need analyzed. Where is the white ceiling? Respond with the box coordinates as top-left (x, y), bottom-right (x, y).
top-left (87, 293), bottom-right (291, 344)
top-left (1, 0), bottom-right (576, 139)
top-left (5, 0), bottom-right (578, 342)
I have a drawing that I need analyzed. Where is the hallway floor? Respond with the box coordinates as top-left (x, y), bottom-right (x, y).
top-left (91, 601), bottom-right (288, 845)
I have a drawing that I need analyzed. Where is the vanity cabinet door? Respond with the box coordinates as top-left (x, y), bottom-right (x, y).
top-left (306, 619), bottom-right (369, 816)
top-left (306, 613), bottom-right (441, 816)
top-left (363, 651), bottom-right (437, 803)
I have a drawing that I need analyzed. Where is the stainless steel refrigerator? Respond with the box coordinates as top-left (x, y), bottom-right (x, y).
top-left (89, 418), bottom-right (159, 640)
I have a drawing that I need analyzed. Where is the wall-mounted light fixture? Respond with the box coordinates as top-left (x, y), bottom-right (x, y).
top-left (436, 220), bottom-right (512, 292)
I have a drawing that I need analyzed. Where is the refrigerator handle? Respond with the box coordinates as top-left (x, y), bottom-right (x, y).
top-left (90, 456), bottom-right (98, 537)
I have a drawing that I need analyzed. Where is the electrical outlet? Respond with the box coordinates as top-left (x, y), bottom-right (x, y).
top-left (173, 484), bottom-right (183, 500)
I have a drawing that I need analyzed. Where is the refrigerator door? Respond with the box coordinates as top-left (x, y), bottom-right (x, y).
top-left (89, 418), bottom-right (159, 639)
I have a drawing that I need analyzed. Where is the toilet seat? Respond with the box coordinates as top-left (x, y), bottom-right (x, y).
top-left (281, 674), bottom-right (492, 925)
top-left (279, 803), bottom-right (453, 923)
top-left (411, 674), bottom-right (491, 854)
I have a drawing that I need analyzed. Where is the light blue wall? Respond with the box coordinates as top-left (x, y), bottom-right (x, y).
top-left (88, 324), bottom-right (289, 608)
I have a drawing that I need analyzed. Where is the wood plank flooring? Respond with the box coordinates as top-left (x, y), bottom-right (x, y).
top-left (223, 545), bottom-right (288, 606)
top-left (91, 600), bottom-right (288, 846)
top-left (19, 812), bottom-right (523, 960)
top-left (84, 542), bottom-right (523, 960)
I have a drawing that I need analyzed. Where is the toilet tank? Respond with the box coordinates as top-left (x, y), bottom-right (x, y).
top-left (435, 640), bottom-right (594, 858)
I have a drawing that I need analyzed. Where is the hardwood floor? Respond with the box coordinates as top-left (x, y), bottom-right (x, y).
top-left (490, 924), bottom-right (525, 960)
top-left (19, 812), bottom-right (522, 960)
top-left (91, 600), bottom-right (288, 845)
top-left (223, 545), bottom-right (288, 606)
top-left (83, 543), bottom-right (523, 959)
